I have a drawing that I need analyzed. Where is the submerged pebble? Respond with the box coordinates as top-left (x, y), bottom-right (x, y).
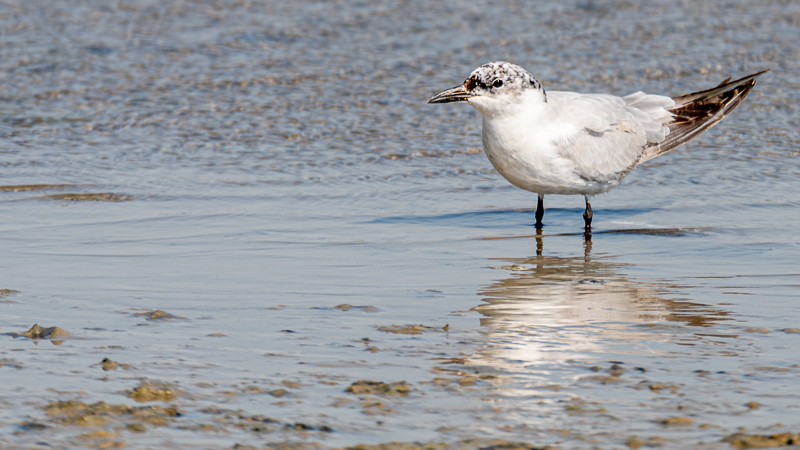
top-left (659, 417), bottom-right (694, 426)
top-left (326, 304), bottom-right (380, 312)
top-left (12, 324), bottom-right (69, 340)
top-left (100, 358), bottom-right (130, 371)
top-left (132, 310), bottom-right (185, 321)
top-left (346, 381), bottom-right (411, 396)
top-left (129, 382), bottom-right (178, 403)
top-left (722, 432), bottom-right (800, 449)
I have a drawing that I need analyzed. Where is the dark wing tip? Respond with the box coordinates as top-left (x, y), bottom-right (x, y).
top-left (673, 69), bottom-right (770, 106)
top-left (638, 69), bottom-right (768, 164)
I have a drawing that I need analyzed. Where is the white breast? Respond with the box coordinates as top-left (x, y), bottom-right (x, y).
top-left (481, 105), bottom-right (605, 195)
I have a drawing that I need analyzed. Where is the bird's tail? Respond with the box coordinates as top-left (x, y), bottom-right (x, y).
top-left (637, 70), bottom-right (768, 164)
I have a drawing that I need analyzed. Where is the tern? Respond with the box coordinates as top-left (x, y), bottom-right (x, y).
top-left (428, 62), bottom-right (766, 231)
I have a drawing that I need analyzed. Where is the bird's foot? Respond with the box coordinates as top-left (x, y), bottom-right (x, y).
top-left (583, 203), bottom-right (593, 231)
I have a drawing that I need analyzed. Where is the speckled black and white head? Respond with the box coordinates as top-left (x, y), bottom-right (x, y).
top-left (428, 62), bottom-right (546, 115)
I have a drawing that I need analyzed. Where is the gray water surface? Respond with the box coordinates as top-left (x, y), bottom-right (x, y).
top-left (1, 0), bottom-right (799, 449)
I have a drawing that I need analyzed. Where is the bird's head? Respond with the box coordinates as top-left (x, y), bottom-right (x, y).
top-left (427, 62), bottom-right (546, 116)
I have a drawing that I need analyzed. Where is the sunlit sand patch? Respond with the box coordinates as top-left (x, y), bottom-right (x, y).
top-left (377, 324), bottom-right (447, 335)
top-left (131, 309), bottom-right (186, 321)
top-left (128, 381), bottom-right (181, 403)
top-left (313, 304), bottom-right (380, 312)
top-left (74, 429), bottom-right (123, 448)
top-left (43, 400), bottom-right (180, 428)
top-left (31, 193), bottom-right (132, 202)
top-left (0, 184), bottom-right (77, 192)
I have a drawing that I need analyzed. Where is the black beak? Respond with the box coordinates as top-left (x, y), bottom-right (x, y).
top-left (427, 85), bottom-right (476, 104)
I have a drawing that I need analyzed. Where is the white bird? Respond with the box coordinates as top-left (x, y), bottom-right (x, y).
top-left (428, 62), bottom-right (767, 231)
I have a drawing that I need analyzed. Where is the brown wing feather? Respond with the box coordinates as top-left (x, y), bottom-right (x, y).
top-left (637, 70), bottom-right (768, 164)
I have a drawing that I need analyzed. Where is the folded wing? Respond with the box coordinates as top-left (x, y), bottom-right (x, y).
top-left (550, 70), bottom-right (767, 184)
top-left (549, 91), bottom-right (674, 183)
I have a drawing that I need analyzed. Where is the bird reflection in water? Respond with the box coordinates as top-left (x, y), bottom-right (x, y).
top-left (469, 233), bottom-right (729, 369)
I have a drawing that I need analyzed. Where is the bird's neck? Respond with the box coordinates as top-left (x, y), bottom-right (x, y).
top-left (479, 95), bottom-right (549, 156)
top-left (473, 91), bottom-right (548, 121)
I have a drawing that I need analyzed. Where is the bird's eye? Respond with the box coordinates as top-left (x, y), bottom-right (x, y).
top-left (492, 79), bottom-right (504, 88)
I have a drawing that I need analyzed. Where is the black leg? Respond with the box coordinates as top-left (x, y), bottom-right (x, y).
top-left (583, 198), bottom-right (593, 231)
top-left (535, 194), bottom-right (544, 229)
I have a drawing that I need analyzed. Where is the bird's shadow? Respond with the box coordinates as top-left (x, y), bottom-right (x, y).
top-left (369, 207), bottom-right (659, 229)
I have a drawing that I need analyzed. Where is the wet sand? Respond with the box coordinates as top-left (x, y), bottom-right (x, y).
top-left (1, 0), bottom-right (800, 448)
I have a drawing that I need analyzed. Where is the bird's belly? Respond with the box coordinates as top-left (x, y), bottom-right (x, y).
top-left (483, 142), bottom-right (610, 196)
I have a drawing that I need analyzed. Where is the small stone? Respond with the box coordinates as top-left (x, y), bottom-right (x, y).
top-left (659, 416), bottom-right (694, 426)
top-left (457, 377), bottom-right (477, 386)
top-left (133, 309), bottom-right (184, 321)
top-left (129, 382), bottom-right (177, 402)
top-left (268, 389), bottom-right (289, 398)
top-left (101, 358), bottom-right (119, 371)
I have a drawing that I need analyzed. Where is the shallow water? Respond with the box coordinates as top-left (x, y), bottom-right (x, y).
top-left (1, 0), bottom-right (799, 448)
